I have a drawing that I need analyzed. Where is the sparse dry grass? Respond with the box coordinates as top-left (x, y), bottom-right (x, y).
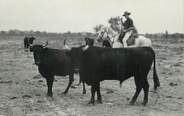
top-left (0, 35), bottom-right (184, 116)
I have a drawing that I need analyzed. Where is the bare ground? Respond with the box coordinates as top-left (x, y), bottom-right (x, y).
top-left (0, 37), bottom-right (184, 116)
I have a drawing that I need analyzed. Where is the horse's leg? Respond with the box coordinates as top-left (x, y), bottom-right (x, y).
top-left (123, 30), bottom-right (133, 47)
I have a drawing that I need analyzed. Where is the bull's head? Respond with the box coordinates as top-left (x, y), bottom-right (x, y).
top-left (63, 38), bottom-right (89, 52)
top-left (30, 41), bottom-right (48, 65)
top-left (63, 38), bottom-right (89, 72)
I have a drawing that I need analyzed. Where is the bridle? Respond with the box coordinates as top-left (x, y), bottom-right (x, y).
top-left (98, 31), bottom-right (112, 42)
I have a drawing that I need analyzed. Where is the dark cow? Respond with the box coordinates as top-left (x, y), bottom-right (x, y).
top-left (29, 38), bottom-right (92, 96)
top-left (30, 44), bottom-right (75, 97)
top-left (24, 36), bottom-right (36, 49)
top-left (102, 39), bottom-right (112, 48)
top-left (77, 37), bottom-right (94, 89)
top-left (65, 45), bottom-right (160, 106)
top-left (84, 37), bottom-right (94, 46)
top-left (64, 37), bottom-right (95, 93)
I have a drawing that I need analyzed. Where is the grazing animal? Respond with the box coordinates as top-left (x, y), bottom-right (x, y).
top-left (24, 36), bottom-right (36, 49)
top-left (30, 44), bottom-right (75, 97)
top-left (65, 45), bottom-right (160, 106)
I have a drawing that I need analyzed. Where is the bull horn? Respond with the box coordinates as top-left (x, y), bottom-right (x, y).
top-left (82, 45), bottom-right (89, 51)
top-left (63, 38), bottom-right (71, 50)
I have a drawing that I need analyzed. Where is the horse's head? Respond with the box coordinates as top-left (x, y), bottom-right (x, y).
top-left (96, 29), bottom-right (109, 42)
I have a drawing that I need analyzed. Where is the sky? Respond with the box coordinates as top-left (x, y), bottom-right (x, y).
top-left (0, 0), bottom-right (183, 33)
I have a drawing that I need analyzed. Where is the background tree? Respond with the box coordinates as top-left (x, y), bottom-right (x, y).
top-left (93, 24), bottom-right (105, 33)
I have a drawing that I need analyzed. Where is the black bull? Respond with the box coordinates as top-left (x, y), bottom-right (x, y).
top-left (30, 45), bottom-right (86, 97)
top-left (67, 46), bottom-right (160, 105)
top-left (24, 36), bottom-right (36, 49)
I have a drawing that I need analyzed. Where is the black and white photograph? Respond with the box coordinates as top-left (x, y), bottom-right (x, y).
top-left (0, 0), bottom-right (184, 115)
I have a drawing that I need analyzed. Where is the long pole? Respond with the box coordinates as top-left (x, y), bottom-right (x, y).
top-left (120, 17), bottom-right (123, 33)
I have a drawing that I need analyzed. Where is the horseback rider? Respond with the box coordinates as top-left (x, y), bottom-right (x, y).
top-left (119, 11), bottom-right (137, 47)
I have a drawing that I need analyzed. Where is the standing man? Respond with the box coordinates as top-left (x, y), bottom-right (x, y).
top-left (121, 11), bottom-right (137, 47)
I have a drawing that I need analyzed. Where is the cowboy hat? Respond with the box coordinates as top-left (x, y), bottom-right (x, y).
top-left (123, 11), bottom-right (131, 16)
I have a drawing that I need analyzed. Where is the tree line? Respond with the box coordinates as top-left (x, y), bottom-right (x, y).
top-left (0, 16), bottom-right (183, 39)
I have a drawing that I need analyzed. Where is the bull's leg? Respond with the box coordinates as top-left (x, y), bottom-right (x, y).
top-left (88, 85), bottom-right (96, 104)
top-left (142, 79), bottom-right (149, 106)
top-left (82, 82), bottom-right (86, 94)
top-left (63, 73), bottom-right (74, 94)
top-left (96, 82), bottom-right (102, 103)
top-left (129, 77), bottom-right (142, 105)
top-left (46, 76), bottom-right (54, 97)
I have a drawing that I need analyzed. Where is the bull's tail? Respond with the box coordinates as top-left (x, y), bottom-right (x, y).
top-left (153, 51), bottom-right (160, 91)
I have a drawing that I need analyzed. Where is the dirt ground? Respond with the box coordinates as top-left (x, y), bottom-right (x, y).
top-left (0, 36), bottom-right (184, 116)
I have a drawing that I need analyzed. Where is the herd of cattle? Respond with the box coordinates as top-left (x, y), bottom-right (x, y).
top-left (24, 36), bottom-right (160, 106)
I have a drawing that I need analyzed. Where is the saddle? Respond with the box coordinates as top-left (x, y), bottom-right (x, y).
top-left (127, 34), bottom-right (137, 46)
top-left (118, 32), bottom-right (138, 46)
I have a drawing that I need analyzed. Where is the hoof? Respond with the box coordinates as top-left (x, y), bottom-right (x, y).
top-left (47, 93), bottom-right (53, 97)
top-left (62, 91), bottom-right (68, 95)
top-left (46, 96), bottom-right (54, 101)
top-left (88, 100), bottom-right (95, 105)
top-left (142, 102), bottom-right (147, 106)
top-left (83, 91), bottom-right (86, 94)
top-left (71, 85), bottom-right (76, 88)
top-left (96, 100), bottom-right (102, 104)
top-left (129, 101), bottom-right (134, 106)
top-left (77, 83), bottom-right (81, 86)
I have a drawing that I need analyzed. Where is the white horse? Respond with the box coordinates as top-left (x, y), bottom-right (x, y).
top-left (97, 27), bottom-right (152, 48)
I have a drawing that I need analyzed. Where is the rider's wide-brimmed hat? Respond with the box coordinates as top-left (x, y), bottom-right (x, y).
top-left (123, 11), bottom-right (131, 16)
